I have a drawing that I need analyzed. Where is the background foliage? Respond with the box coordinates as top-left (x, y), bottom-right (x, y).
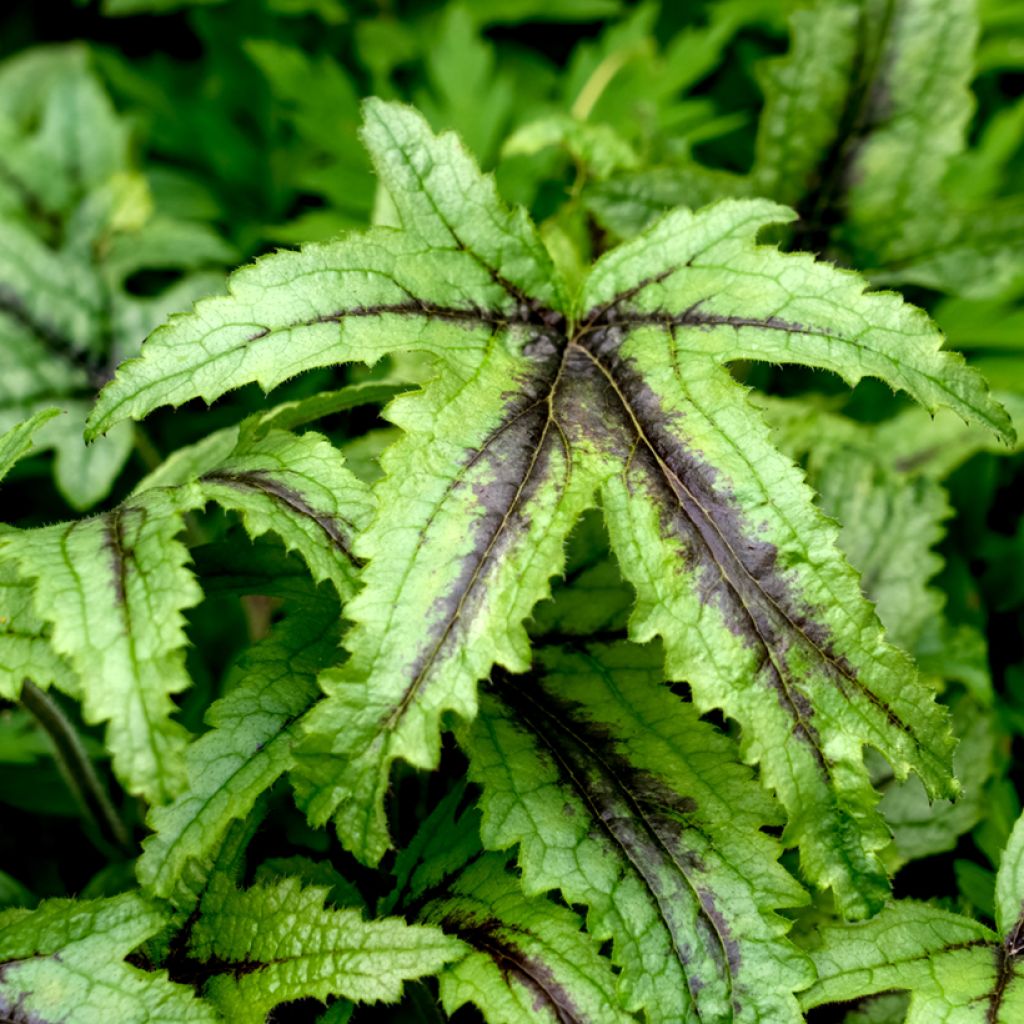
top-left (1, 1), bottom-right (1023, 1022)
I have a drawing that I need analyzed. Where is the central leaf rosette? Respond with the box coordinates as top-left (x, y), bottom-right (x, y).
top-left (88, 100), bottom-right (1013, 929)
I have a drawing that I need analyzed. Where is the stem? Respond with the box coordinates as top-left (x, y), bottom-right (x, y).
top-left (133, 424), bottom-right (163, 474)
top-left (19, 679), bottom-right (133, 855)
top-left (571, 48), bottom-right (632, 121)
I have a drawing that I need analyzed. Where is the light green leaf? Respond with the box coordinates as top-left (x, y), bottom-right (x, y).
top-left (0, 560), bottom-right (77, 701)
top-left (878, 694), bottom-right (997, 868)
top-left (751, 2), bottom-right (859, 207)
top-left (137, 602), bottom-right (341, 899)
top-left (801, 900), bottom-right (1021, 1022)
top-left (253, 857), bottom-right (365, 911)
top-left (466, 641), bottom-right (811, 1022)
top-left (871, 198), bottom-right (1024, 300)
top-left (0, 49), bottom-right (230, 508)
top-left (190, 877), bottom-right (464, 1024)
top-left (420, 853), bottom-right (634, 1024)
top-left (0, 893), bottom-right (219, 1023)
top-left (803, 811), bottom-right (1024, 1022)
top-left (92, 101), bottom-right (1009, 913)
top-left (189, 428), bottom-right (374, 598)
top-left (585, 164), bottom-right (751, 240)
top-left (133, 381), bottom-right (406, 494)
top-left (0, 407), bottom-right (60, 484)
top-left (580, 198), bottom-right (1013, 438)
top-left (843, 993), bottom-right (911, 1024)
top-left (1, 488), bottom-right (201, 803)
top-left (996, 809), bottom-right (1024, 937)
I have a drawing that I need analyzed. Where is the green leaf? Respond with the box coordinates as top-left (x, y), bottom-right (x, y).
top-left (243, 39), bottom-right (373, 226)
top-left (87, 98), bottom-right (567, 436)
top-left (253, 856), bottom-right (365, 911)
top-left (871, 198), bottom-right (1024, 300)
top-left (585, 164), bottom-right (752, 240)
top-left (414, 4), bottom-right (517, 166)
top-left (419, 853), bottom-right (634, 1024)
top-left (3, 414), bottom-right (368, 803)
top-left (751, 2), bottom-right (859, 208)
top-left (802, 811), bottom-right (1024, 1022)
top-left (466, 0), bottom-right (623, 23)
top-left (838, 0), bottom-right (978, 267)
top-left (189, 876), bottom-right (465, 1024)
top-left (0, 49), bottom-right (127, 218)
top-left (0, 49), bottom-right (231, 509)
top-left (133, 380), bottom-right (406, 495)
top-left (762, 390), bottom-right (1023, 697)
top-left (843, 993), bottom-right (911, 1024)
top-left (1, 488), bottom-right (201, 803)
top-left (137, 601), bottom-right (341, 899)
top-left (91, 100), bottom-right (1010, 913)
top-left (465, 641), bottom-right (812, 1022)
top-left (188, 427), bottom-right (374, 598)
top-left (383, 781), bottom-right (484, 917)
top-left (878, 693), bottom-right (997, 868)
top-left (0, 892), bottom-right (219, 1023)
top-left (801, 901), bottom-right (1018, 1021)
top-left (995, 808), bottom-right (1024, 937)
top-left (0, 407), bottom-right (60, 484)
top-left (0, 869), bottom-right (33, 910)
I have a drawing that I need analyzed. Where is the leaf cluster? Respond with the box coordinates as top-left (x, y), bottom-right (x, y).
top-left (0, 2), bottom-right (1023, 1023)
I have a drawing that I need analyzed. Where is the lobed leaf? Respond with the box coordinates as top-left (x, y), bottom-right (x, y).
top-left (1, 488), bottom-right (201, 803)
top-left (0, 51), bottom-right (233, 508)
top-left (751, 2), bottom-right (859, 208)
top-left (190, 876), bottom-right (464, 1023)
top-left (802, 811), bottom-right (1024, 1022)
top-left (189, 427), bottom-right (374, 598)
top-left (0, 893), bottom-right (218, 1023)
top-left (137, 602), bottom-right (341, 899)
top-left (465, 642), bottom-right (812, 1022)
top-left (92, 99), bottom-right (1012, 914)
top-left (838, 0), bottom-right (978, 267)
top-left (420, 853), bottom-right (634, 1024)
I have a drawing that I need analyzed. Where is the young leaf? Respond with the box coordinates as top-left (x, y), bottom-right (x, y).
top-left (137, 600), bottom-right (342, 899)
top-left (189, 876), bottom-right (465, 1024)
top-left (420, 853), bottom-right (634, 1024)
top-left (465, 641), bottom-right (812, 1022)
top-left (89, 100), bottom-right (1010, 913)
top-left (801, 811), bottom-right (1024, 1021)
top-left (0, 892), bottom-right (218, 1023)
